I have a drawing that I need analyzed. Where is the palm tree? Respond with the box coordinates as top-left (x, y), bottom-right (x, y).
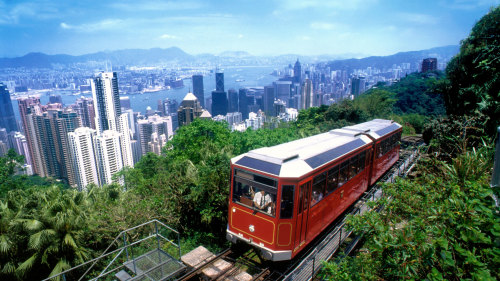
top-left (17, 186), bottom-right (92, 280)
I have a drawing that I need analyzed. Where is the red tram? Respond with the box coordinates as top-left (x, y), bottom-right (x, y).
top-left (226, 119), bottom-right (402, 261)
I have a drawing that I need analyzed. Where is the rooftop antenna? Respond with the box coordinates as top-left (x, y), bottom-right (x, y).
top-left (110, 60), bottom-right (113, 72)
top-left (105, 60), bottom-right (109, 72)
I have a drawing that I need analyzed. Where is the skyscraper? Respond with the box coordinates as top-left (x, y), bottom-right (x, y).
top-left (137, 115), bottom-right (173, 155)
top-left (0, 83), bottom-right (18, 132)
top-left (263, 86), bottom-right (275, 116)
top-left (177, 93), bottom-right (203, 127)
top-left (274, 100), bottom-right (286, 117)
top-left (91, 71), bottom-right (134, 168)
top-left (216, 72), bottom-right (224, 92)
top-left (294, 59), bottom-right (302, 83)
top-left (161, 98), bottom-right (178, 115)
top-left (27, 108), bottom-right (81, 185)
top-left (68, 127), bottom-right (100, 191)
top-left (212, 72), bottom-right (227, 116)
top-left (148, 132), bottom-right (168, 156)
top-left (95, 130), bottom-right (124, 186)
top-left (13, 132), bottom-right (31, 169)
top-left (227, 89), bottom-right (238, 113)
top-left (91, 72), bottom-right (121, 133)
top-left (301, 78), bottom-right (313, 109)
top-left (211, 90), bottom-right (228, 116)
top-left (192, 75), bottom-right (205, 107)
top-left (351, 76), bottom-right (366, 97)
top-left (74, 97), bottom-right (95, 129)
top-left (238, 88), bottom-right (249, 119)
top-left (274, 81), bottom-right (292, 104)
top-left (118, 113), bottom-right (134, 167)
top-left (18, 97), bottom-right (45, 175)
top-left (421, 58), bottom-right (437, 72)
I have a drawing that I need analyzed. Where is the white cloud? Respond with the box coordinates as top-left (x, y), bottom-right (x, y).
top-left (159, 34), bottom-right (178, 39)
top-left (60, 22), bottom-right (71, 29)
top-left (59, 19), bottom-right (123, 32)
top-left (298, 35), bottom-right (311, 41)
top-left (237, 34), bottom-right (244, 39)
top-left (0, 1), bottom-right (59, 25)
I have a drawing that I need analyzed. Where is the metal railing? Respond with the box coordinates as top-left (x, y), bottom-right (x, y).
top-left (43, 219), bottom-right (181, 281)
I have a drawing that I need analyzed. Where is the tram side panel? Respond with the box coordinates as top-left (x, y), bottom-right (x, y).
top-left (370, 130), bottom-right (402, 185)
top-left (300, 147), bottom-right (372, 257)
top-left (276, 181), bottom-right (296, 252)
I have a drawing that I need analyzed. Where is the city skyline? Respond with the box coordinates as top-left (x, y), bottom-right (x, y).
top-left (1, 0), bottom-right (498, 58)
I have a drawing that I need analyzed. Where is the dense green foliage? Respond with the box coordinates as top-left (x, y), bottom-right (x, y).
top-left (442, 6), bottom-right (499, 133)
top-left (320, 144), bottom-right (499, 280)
top-left (0, 149), bottom-right (25, 198)
top-left (370, 71), bottom-right (446, 116)
top-left (353, 70), bottom-right (446, 135)
top-left (423, 114), bottom-right (490, 160)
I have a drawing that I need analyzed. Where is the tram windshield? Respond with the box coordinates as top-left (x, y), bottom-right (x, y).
top-left (232, 169), bottom-right (277, 217)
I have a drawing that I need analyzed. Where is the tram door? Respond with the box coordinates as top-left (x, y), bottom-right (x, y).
top-left (294, 180), bottom-right (311, 250)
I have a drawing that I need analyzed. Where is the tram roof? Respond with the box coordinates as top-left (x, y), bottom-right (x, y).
top-left (232, 119), bottom-right (401, 179)
top-left (343, 119), bottom-right (402, 140)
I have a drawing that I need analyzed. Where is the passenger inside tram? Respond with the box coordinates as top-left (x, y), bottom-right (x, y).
top-left (232, 169), bottom-right (277, 216)
top-left (253, 190), bottom-right (274, 214)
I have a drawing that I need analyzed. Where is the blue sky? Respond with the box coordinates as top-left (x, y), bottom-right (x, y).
top-left (0, 0), bottom-right (498, 57)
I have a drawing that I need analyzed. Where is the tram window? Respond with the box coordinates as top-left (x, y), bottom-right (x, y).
top-left (235, 169), bottom-right (277, 187)
top-left (327, 165), bottom-right (339, 194)
top-left (349, 154), bottom-right (358, 178)
top-left (338, 161), bottom-right (349, 186)
top-left (358, 151), bottom-right (366, 172)
top-left (233, 169), bottom-right (277, 217)
top-left (300, 183), bottom-right (310, 211)
top-left (280, 185), bottom-right (295, 219)
top-left (312, 172), bottom-right (326, 206)
top-left (298, 186), bottom-right (304, 213)
top-left (254, 174), bottom-right (277, 187)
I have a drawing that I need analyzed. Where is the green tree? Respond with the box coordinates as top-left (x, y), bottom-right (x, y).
top-left (354, 89), bottom-right (396, 119)
top-left (321, 147), bottom-right (499, 280)
top-left (0, 149), bottom-right (26, 197)
top-left (443, 6), bottom-right (500, 133)
top-left (16, 186), bottom-right (91, 280)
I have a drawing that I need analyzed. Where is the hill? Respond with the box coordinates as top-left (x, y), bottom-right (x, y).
top-left (0, 47), bottom-right (193, 68)
top-left (327, 45), bottom-right (459, 71)
top-left (0, 45), bottom-right (459, 69)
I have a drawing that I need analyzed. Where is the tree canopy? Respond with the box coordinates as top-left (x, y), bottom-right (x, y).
top-left (443, 6), bottom-right (499, 133)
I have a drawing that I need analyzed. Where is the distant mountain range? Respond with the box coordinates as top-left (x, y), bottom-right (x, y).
top-left (326, 45), bottom-right (459, 71)
top-left (0, 45), bottom-right (459, 69)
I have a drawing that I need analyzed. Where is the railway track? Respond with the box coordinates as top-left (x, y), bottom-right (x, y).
top-left (177, 137), bottom-right (423, 281)
top-left (177, 246), bottom-right (277, 281)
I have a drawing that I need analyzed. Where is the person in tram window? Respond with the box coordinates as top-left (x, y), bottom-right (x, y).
top-left (311, 190), bottom-right (323, 206)
top-left (253, 190), bottom-right (273, 214)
